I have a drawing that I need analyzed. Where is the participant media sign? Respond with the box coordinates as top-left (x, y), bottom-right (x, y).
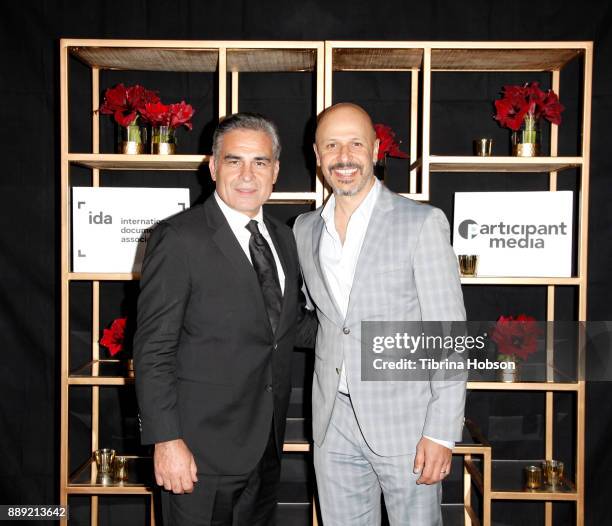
top-left (453, 191), bottom-right (573, 277)
top-left (72, 187), bottom-right (190, 273)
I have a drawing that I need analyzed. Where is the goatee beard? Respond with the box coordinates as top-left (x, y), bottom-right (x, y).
top-left (327, 162), bottom-right (372, 197)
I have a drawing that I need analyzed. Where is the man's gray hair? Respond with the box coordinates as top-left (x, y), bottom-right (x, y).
top-left (212, 112), bottom-right (281, 162)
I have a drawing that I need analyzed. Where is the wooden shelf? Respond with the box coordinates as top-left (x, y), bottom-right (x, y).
top-left (431, 46), bottom-right (584, 71)
top-left (68, 153), bottom-right (209, 170)
top-left (67, 274), bottom-right (581, 285)
top-left (332, 47), bottom-right (423, 71)
top-left (467, 381), bottom-right (579, 391)
top-left (68, 272), bottom-right (139, 281)
top-left (283, 442), bottom-right (310, 453)
top-left (70, 275), bottom-right (580, 285)
top-left (328, 42), bottom-right (587, 72)
top-left (69, 360), bottom-right (134, 385)
top-left (489, 460), bottom-right (577, 501)
top-left (460, 277), bottom-right (580, 285)
top-left (429, 156), bottom-right (582, 173)
top-left (67, 456), bottom-right (153, 495)
top-left (68, 41), bottom-right (319, 72)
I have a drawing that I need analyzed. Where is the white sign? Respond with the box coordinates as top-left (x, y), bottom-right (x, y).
top-left (453, 191), bottom-right (573, 277)
top-left (72, 187), bottom-right (190, 273)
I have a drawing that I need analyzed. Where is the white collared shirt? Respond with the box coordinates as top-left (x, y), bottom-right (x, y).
top-left (320, 178), bottom-right (381, 393)
top-left (214, 192), bottom-right (285, 293)
top-left (319, 179), bottom-right (453, 450)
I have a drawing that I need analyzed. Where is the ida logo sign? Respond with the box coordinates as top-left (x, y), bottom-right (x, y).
top-left (453, 192), bottom-right (573, 277)
top-left (72, 187), bottom-right (190, 273)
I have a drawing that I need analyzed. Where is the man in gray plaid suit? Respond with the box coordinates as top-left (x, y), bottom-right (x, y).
top-left (293, 103), bottom-right (467, 525)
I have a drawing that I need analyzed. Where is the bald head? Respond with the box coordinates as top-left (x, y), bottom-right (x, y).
top-left (315, 103), bottom-right (376, 143)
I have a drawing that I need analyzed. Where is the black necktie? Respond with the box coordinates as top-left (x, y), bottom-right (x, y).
top-left (245, 219), bottom-right (282, 333)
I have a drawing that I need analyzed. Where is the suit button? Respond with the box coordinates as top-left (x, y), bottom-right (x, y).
top-left (265, 384), bottom-right (273, 392)
top-left (343, 327), bottom-right (350, 335)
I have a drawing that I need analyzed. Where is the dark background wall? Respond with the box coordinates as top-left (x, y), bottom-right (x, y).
top-left (1, 1), bottom-right (611, 524)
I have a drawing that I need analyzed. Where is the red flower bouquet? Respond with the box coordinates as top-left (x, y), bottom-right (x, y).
top-left (141, 101), bottom-right (195, 130)
top-left (494, 82), bottom-right (564, 131)
top-left (100, 317), bottom-right (127, 357)
top-left (490, 314), bottom-right (543, 362)
top-left (99, 84), bottom-right (159, 127)
top-left (374, 124), bottom-right (410, 161)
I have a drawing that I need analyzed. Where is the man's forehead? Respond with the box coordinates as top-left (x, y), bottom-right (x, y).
top-left (316, 111), bottom-right (375, 141)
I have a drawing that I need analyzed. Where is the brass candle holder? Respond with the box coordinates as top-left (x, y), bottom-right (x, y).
top-left (458, 254), bottom-right (478, 277)
top-left (474, 138), bottom-right (493, 156)
top-left (524, 465), bottom-right (543, 490)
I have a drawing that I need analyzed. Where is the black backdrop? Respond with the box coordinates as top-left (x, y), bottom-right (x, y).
top-left (1, 1), bottom-right (612, 525)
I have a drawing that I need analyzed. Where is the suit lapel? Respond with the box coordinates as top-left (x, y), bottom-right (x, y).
top-left (311, 215), bottom-right (345, 326)
top-left (204, 197), bottom-right (271, 332)
top-left (345, 185), bottom-right (395, 321)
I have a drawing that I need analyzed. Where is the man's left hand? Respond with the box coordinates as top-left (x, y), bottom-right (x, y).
top-left (413, 436), bottom-right (452, 484)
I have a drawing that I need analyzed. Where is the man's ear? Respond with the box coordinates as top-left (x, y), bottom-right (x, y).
top-left (273, 159), bottom-right (280, 184)
top-left (209, 157), bottom-right (216, 181)
top-left (313, 143), bottom-right (321, 167)
top-left (373, 138), bottom-right (380, 163)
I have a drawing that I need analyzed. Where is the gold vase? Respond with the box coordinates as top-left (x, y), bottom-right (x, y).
top-left (511, 113), bottom-right (540, 157)
top-left (498, 359), bottom-right (520, 383)
top-left (120, 124), bottom-right (147, 154)
top-left (151, 125), bottom-right (176, 155)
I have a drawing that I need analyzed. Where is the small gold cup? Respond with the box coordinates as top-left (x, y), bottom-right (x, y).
top-left (542, 460), bottom-right (564, 490)
top-left (474, 138), bottom-right (493, 156)
top-left (94, 448), bottom-right (116, 474)
top-left (113, 456), bottom-right (129, 481)
top-left (458, 255), bottom-right (478, 277)
top-left (524, 465), bottom-right (542, 490)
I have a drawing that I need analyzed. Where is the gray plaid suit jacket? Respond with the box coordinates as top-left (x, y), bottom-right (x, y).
top-left (294, 184), bottom-right (467, 456)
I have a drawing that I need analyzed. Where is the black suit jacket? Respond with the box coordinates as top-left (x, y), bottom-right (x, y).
top-left (134, 195), bottom-right (314, 475)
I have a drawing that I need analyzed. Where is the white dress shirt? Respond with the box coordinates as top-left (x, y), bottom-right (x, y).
top-left (319, 179), bottom-right (453, 450)
top-left (214, 192), bottom-right (285, 293)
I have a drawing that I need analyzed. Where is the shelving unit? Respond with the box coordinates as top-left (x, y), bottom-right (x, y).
top-left (60, 39), bottom-right (325, 526)
top-left (61, 39), bottom-right (592, 526)
top-left (327, 40), bottom-right (591, 526)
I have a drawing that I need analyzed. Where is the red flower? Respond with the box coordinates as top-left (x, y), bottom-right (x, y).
top-left (169, 101), bottom-right (195, 130)
top-left (374, 124), bottom-right (409, 161)
top-left (493, 82), bottom-right (564, 131)
top-left (141, 100), bottom-right (195, 130)
top-left (141, 101), bottom-right (171, 126)
top-left (494, 96), bottom-right (530, 131)
top-left (490, 314), bottom-right (543, 361)
top-left (99, 84), bottom-right (159, 127)
top-left (100, 317), bottom-right (127, 357)
top-left (540, 91), bottom-right (564, 125)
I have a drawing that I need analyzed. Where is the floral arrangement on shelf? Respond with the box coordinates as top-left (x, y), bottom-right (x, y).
top-left (374, 124), bottom-right (410, 161)
top-left (490, 314), bottom-right (543, 362)
top-left (100, 317), bottom-right (127, 357)
top-left (98, 83), bottom-right (195, 153)
top-left (140, 101), bottom-right (195, 130)
top-left (98, 84), bottom-right (160, 128)
top-left (141, 101), bottom-right (195, 151)
top-left (493, 81), bottom-right (564, 131)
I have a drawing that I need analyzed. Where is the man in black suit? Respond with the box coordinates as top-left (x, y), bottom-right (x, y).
top-left (134, 113), bottom-right (315, 525)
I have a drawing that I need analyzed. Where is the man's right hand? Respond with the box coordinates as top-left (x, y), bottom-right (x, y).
top-left (154, 439), bottom-right (198, 494)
